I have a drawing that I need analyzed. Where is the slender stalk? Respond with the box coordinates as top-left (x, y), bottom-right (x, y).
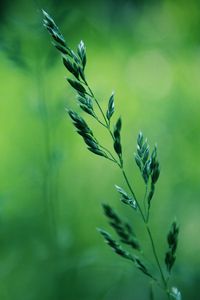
top-left (35, 63), bottom-right (57, 239)
top-left (84, 79), bottom-right (109, 127)
top-left (146, 226), bottom-right (167, 289)
top-left (150, 281), bottom-right (154, 300)
top-left (143, 184), bottom-right (148, 219)
top-left (85, 80), bottom-right (171, 298)
top-left (121, 168), bottom-right (146, 222)
top-left (122, 167), bottom-right (169, 296)
top-left (99, 145), bottom-right (120, 166)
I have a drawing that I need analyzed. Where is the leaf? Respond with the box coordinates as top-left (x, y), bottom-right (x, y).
top-left (170, 287), bottom-right (182, 300)
top-left (77, 94), bottom-right (94, 110)
top-left (98, 228), bottom-right (135, 261)
top-left (134, 257), bottom-right (153, 278)
top-left (84, 137), bottom-right (98, 149)
top-left (151, 161), bottom-right (160, 184)
top-left (77, 40), bottom-right (86, 69)
top-left (165, 221), bottom-right (179, 273)
top-left (87, 147), bottom-right (107, 158)
top-left (102, 204), bottom-right (140, 250)
top-left (52, 42), bottom-right (69, 55)
top-left (114, 117), bottom-right (122, 135)
top-left (113, 117), bottom-right (122, 156)
top-left (147, 183), bottom-right (155, 209)
top-left (78, 66), bottom-right (86, 81)
top-left (67, 78), bottom-right (86, 93)
top-left (137, 132), bottom-right (143, 148)
top-left (42, 10), bottom-right (56, 29)
top-left (167, 222), bottom-right (179, 249)
top-left (141, 139), bottom-right (148, 155)
top-left (98, 228), bottom-right (154, 279)
top-left (63, 58), bottom-right (79, 78)
top-left (115, 185), bottom-right (137, 209)
top-left (106, 93), bottom-right (115, 121)
top-left (79, 104), bottom-right (95, 116)
top-left (134, 154), bottom-right (142, 170)
top-left (77, 95), bottom-right (92, 108)
top-left (115, 185), bottom-right (129, 200)
top-left (67, 49), bottom-right (79, 62)
top-left (142, 146), bottom-right (149, 164)
top-left (142, 162), bottom-right (149, 184)
top-left (67, 109), bottom-right (94, 142)
top-left (135, 133), bottom-right (160, 189)
top-left (102, 204), bottom-right (120, 223)
top-left (149, 146), bottom-right (157, 172)
top-left (114, 140), bottom-right (122, 156)
top-left (77, 95), bottom-right (95, 116)
top-left (43, 10), bottom-right (66, 48)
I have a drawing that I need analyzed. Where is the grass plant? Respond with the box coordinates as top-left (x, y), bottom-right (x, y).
top-left (42, 10), bottom-right (181, 300)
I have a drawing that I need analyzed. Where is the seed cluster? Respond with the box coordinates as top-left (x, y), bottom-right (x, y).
top-left (102, 204), bottom-right (140, 250)
top-left (115, 185), bottom-right (137, 209)
top-left (98, 228), bottom-right (153, 279)
top-left (135, 132), bottom-right (160, 220)
top-left (165, 221), bottom-right (179, 273)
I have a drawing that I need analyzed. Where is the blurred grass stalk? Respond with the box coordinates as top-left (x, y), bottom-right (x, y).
top-left (35, 63), bottom-right (57, 239)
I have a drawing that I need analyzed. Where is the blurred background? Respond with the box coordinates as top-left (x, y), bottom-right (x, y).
top-left (0, 0), bottom-right (200, 299)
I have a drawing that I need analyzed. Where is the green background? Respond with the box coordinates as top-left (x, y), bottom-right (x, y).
top-left (0, 0), bottom-right (199, 299)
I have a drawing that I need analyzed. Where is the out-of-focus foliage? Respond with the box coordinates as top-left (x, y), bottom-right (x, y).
top-left (0, 0), bottom-right (200, 299)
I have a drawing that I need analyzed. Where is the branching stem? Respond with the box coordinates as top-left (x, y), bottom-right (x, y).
top-left (84, 78), bottom-right (171, 299)
top-left (42, 12), bottom-right (178, 298)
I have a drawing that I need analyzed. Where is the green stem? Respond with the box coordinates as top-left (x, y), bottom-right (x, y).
top-left (150, 281), bottom-right (154, 300)
top-left (121, 168), bottom-right (146, 223)
top-left (99, 145), bottom-right (120, 166)
top-left (82, 75), bottom-right (170, 300)
top-left (121, 171), bottom-right (170, 299)
top-left (146, 225), bottom-right (167, 289)
top-left (84, 79), bottom-right (121, 165)
top-left (143, 184), bottom-right (148, 219)
top-left (84, 79), bottom-right (109, 126)
top-left (36, 64), bottom-right (57, 239)
top-left (95, 116), bottom-right (108, 128)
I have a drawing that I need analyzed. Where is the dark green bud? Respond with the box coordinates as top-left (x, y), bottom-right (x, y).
top-left (67, 78), bottom-right (86, 93)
